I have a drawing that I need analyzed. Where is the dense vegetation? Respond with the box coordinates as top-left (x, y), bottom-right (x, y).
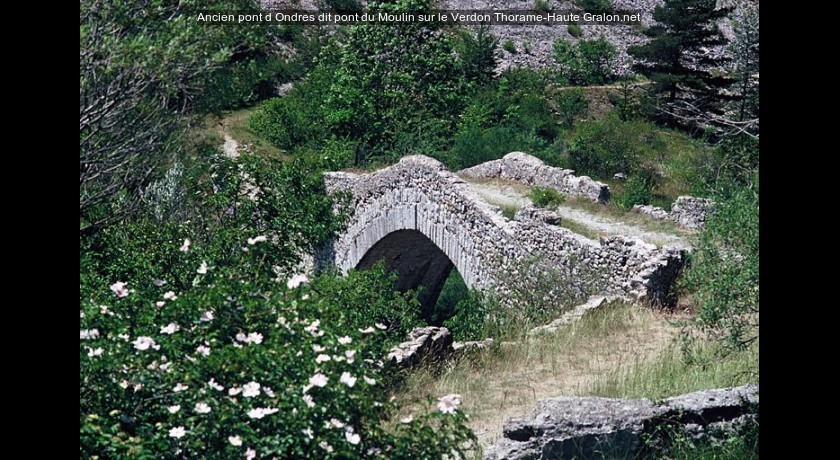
top-left (81, 0), bottom-right (759, 457)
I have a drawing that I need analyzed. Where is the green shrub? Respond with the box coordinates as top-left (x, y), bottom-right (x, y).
top-left (531, 186), bottom-right (566, 208)
top-left (442, 291), bottom-right (495, 341)
top-left (502, 39), bottom-right (517, 54)
top-left (80, 152), bottom-right (477, 458)
top-left (574, 0), bottom-right (613, 14)
top-left (322, 0), bottom-right (466, 158)
top-left (614, 174), bottom-right (656, 209)
top-left (554, 36), bottom-right (616, 85)
top-left (567, 22), bottom-right (583, 38)
top-left (455, 25), bottom-right (499, 86)
top-left (554, 88), bottom-right (589, 127)
top-left (450, 71), bottom-right (558, 169)
top-left (681, 179), bottom-right (759, 351)
top-left (567, 114), bottom-right (665, 179)
top-left (451, 125), bottom-right (532, 169)
top-left (534, 0), bottom-right (552, 13)
top-left (249, 95), bottom-right (326, 150)
top-left (429, 270), bottom-right (470, 326)
top-left (80, 243), bottom-right (475, 459)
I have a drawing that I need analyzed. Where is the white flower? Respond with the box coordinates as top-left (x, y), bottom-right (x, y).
top-left (80, 310), bottom-right (85, 318)
top-left (228, 386), bottom-right (242, 396)
top-left (309, 373), bottom-right (328, 388)
top-left (160, 323), bottom-right (180, 335)
top-left (339, 372), bottom-right (357, 388)
top-left (375, 322), bottom-right (387, 330)
top-left (345, 431), bottom-right (361, 445)
top-left (155, 301), bottom-right (165, 307)
top-left (80, 329), bottom-right (100, 340)
top-left (179, 238), bottom-right (191, 252)
top-left (242, 381), bottom-right (261, 398)
top-left (196, 345), bottom-right (211, 356)
top-left (315, 354), bottom-right (331, 364)
top-left (312, 344), bottom-right (325, 352)
top-left (338, 336), bottom-right (352, 345)
top-left (133, 336), bottom-right (159, 351)
top-left (99, 305), bottom-right (110, 314)
top-left (173, 383), bottom-right (188, 392)
top-left (359, 327), bottom-right (375, 334)
top-left (437, 394), bottom-right (461, 414)
top-left (363, 376), bottom-right (376, 386)
top-left (245, 448), bottom-right (256, 460)
top-left (287, 273), bottom-right (309, 289)
top-left (200, 311), bottom-right (214, 322)
top-left (319, 441), bottom-right (334, 453)
top-left (302, 394), bottom-right (315, 408)
top-left (236, 332), bottom-right (263, 344)
top-left (228, 435), bottom-right (242, 446)
top-left (400, 415), bottom-right (413, 424)
top-left (169, 426), bottom-right (187, 438)
top-left (247, 235), bottom-right (268, 245)
top-left (345, 349), bottom-right (356, 361)
top-left (247, 407), bottom-right (279, 419)
top-left (118, 333), bottom-right (129, 341)
top-left (208, 378), bottom-right (224, 391)
top-left (197, 261), bottom-right (209, 274)
top-left (153, 279), bottom-right (167, 287)
top-left (329, 418), bottom-right (346, 429)
top-left (86, 347), bottom-right (104, 357)
top-left (302, 428), bottom-right (314, 439)
top-left (194, 402), bottom-right (211, 414)
top-left (110, 281), bottom-right (129, 298)
top-left (163, 291), bottom-right (177, 300)
top-left (263, 387), bottom-right (275, 398)
top-left (304, 320), bottom-right (321, 335)
top-left (168, 405), bottom-right (181, 414)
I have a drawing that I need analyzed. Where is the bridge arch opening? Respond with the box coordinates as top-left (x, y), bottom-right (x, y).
top-left (355, 229), bottom-right (469, 322)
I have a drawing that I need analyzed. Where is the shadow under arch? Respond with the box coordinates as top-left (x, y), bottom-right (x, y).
top-left (355, 229), bottom-right (457, 320)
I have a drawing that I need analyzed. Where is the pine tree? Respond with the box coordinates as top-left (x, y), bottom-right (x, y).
top-left (628, 0), bottom-right (733, 116)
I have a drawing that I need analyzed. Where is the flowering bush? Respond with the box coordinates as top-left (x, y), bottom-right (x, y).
top-left (80, 238), bottom-right (475, 458)
top-left (81, 153), bottom-right (475, 458)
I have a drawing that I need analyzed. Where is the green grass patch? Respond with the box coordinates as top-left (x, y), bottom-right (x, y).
top-left (589, 339), bottom-right (758, 400)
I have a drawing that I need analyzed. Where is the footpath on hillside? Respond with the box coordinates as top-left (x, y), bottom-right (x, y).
top-left (464, 178), bottom-right (694, 249)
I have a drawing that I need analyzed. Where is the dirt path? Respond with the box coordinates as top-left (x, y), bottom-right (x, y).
top-left (465, 179), bottom-right (693, 249)
top-left (222, 133), bottom-right (240, 158)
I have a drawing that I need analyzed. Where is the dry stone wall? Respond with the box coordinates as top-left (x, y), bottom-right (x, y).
top-left (634, 196), bottom-right (715, 229)
top-left (323, 155), bottom-right (684, 309)
top-left (458, 152), bottom-right (611, 203)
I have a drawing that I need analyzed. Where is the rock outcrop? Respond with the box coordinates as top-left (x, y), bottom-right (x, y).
top-left (387, 326), bottom-right (454, 367)
top-left (485, 384), bottom-right (759, 460)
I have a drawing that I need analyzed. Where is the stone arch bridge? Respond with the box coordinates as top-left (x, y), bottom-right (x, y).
top-left (323, 155), bottom-right (685, 317)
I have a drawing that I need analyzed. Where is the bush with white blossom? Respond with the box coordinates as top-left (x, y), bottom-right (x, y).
top-left (80, 240), bottom-right (475, 459)
top-left (80, 154), bottom-right (475, 458)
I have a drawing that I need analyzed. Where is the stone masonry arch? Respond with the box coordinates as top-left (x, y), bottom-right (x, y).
top-left (323, 155), bottom-right (685, 312)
